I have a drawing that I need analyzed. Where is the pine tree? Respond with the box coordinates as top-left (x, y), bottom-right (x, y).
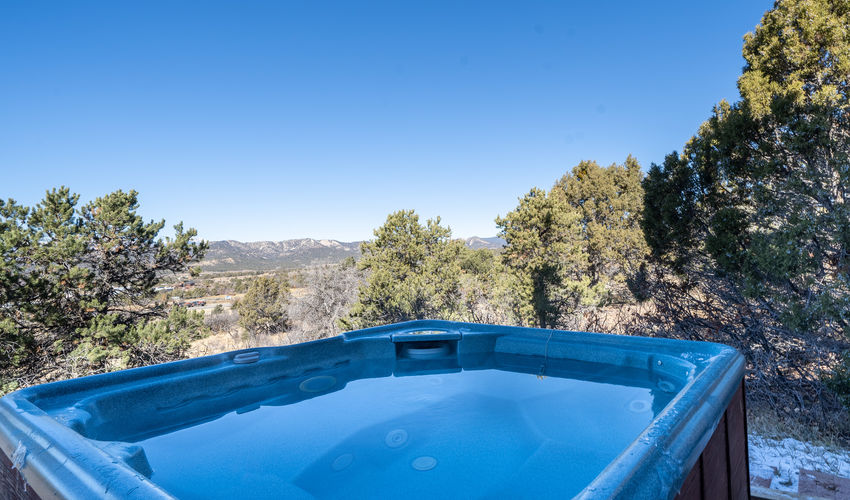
top-left (236, 275), bottom-right (291, 336)
top-left (497, 157), bottom-right (647, 328)
top-left (642, 0), bottom-right (850, 412)
top-left (0, 187), bottom-right (207, 387)
top-left (553, 156), bottom-right (648, 302)
top-left (341, 210), bottom-right (464, 329)
top-left (496, 188), bottom-right (592, 328)
top-left (644, 0), bottom-right (850, 335)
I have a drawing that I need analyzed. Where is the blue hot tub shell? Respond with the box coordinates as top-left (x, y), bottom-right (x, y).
top-left (0, 320), bottom-right (746, 499)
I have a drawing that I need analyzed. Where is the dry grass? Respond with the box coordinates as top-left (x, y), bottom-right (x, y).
top-left (188, 328), bottom-right (294, 357)
top-left (748, 403), bottom-right (850, 450)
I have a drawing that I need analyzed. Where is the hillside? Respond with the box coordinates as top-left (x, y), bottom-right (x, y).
top-left (201, 239), bottom-right (359, 271)
top-left (201, 237), bottom-right (504, 271)
top-left (464, 236), bottom-right (505, 250)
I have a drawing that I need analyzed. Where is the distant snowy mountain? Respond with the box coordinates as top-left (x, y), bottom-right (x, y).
top-left (202, 236), bottom-right (504, 271)
top-left (464, 236), bottom-right (505, 250)
top-left (202, 239), bottom-right (361, 271)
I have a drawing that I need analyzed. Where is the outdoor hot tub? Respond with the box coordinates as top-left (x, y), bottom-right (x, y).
top-left (0, 320), bottom-right (748, 499)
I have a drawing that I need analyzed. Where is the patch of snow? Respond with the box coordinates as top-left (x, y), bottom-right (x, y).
top-left (11, 440), bottom-right (26, 470)
top-left (748, 434), bottom-right (850, 493)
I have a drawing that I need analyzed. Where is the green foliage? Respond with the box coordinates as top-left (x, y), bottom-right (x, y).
top-left (236, 274), bottom-right (291, 336)
top-left (0, 187), bottom-right (207, 385)
top-left (68, 306), bottom-right (208, 373)
top-left (458, 248), bottom-right (497, 276)
top-left (455, 246), bottom-right (523, 326)
top-left (739, 0), bottom-right (850, 120)
top-left (342, 210), bottom-right (464, 329)
top-left (497, 157), bottom-right (647, 328)
top-left (129, 306), bottom-right (208, 365)
top-left (644, 0), bottom-right (850, 333)
top-left (554, 156), bottom-right (649, 301)
top-left (640, 153), bottom-right (699, 273)
top-left (496, 188), bottom-right (588, 327)
top-left (641, 0), bottom-right (850, 425)
top-left (827, 353), bottom-right (850, 409)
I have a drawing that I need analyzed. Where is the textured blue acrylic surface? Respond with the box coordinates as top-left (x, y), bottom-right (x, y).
top-left (133, 365), bottom-right (672, 499)
top-left (0, 320), bottom-right (745, 499)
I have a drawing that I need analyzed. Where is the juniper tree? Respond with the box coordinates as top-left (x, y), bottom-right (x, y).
top-left (0, 187), bottom-right (207, 387)
top-left (553, 156), bottom-right (648, 302)
top-left (496, 187), bottom-right (593, 328)
top-left (497, 157), bottom-right (647, 328)
top-left (236, 274), bottom-right (291, 337)
top-left (642, 0), bottom-right (850, 414)
top-left (645, 0), bottom-right (850, 336)
top-left (341, 210), bottom-right (464, 329)
top-left (456, 246), bottom-right (523, 326)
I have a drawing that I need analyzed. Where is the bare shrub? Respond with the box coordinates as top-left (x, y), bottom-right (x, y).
top-left (288, 263), bottom-right (363, 343)
top-left (205, 309), bottom-right (238, 334)
top-left (632, 266), bottom-right (850, 443)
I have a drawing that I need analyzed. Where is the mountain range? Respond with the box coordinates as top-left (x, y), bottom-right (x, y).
top-left (201, 237), bottom-right (504, 272)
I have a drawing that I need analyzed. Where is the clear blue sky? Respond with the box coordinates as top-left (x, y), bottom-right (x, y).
top-left (1, 1), bottom-right (772, 242)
